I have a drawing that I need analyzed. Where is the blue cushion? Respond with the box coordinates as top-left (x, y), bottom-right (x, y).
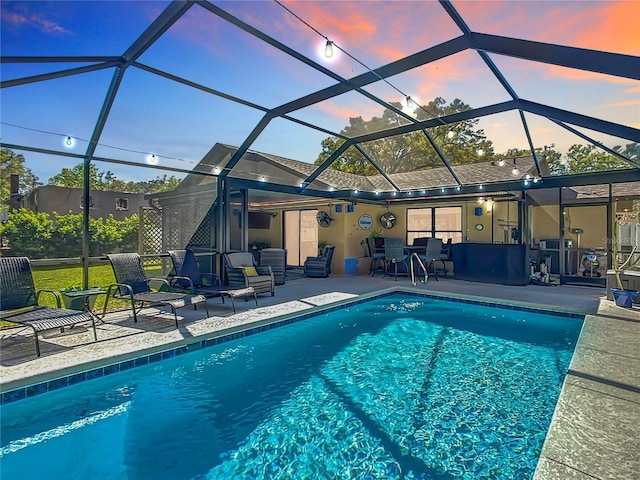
top-left (177, 251), bottom-right (204, 288)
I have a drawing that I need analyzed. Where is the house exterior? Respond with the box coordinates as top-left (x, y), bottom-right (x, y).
top-left (22, 185), bottom-right (148, 221)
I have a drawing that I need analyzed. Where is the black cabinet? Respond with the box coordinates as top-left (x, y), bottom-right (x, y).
top-left (452, 243), bottom-right (530, 285)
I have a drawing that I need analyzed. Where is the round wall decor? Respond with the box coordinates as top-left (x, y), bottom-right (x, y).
top-left (380, 212), bottom-right (397, 229)
top-left (475, 223), bottom-right (484, 231)
top-left (358, 214), bottom-right (373, 230)
top-left (316, 211), bottom-right (333, 228)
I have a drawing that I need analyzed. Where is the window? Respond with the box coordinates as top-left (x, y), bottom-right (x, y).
top-left (115, 198), bottom-right (129, 211)
top-left (407, 206), bottom-right (462, 244)
top-left (80, 196), bottom-right (94, 209)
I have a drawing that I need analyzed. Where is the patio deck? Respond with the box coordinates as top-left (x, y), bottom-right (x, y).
top-left (1, 273), bottom-right (638, 480)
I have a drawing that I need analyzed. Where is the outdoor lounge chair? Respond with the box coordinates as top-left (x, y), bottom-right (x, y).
top-left (168, 250), bottom-right (260, 313)
top-left (0, 256), bottom-right (98, 357)
top-left (103, 253), bottom-right (209, 327)
top-left (303, 245), bottom-right (335, 278)
top-left (223, 252), bottom-right (275, 296)
top-left (167, 249), bottom-right (226, 303)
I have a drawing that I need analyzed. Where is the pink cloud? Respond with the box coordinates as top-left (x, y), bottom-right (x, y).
top-left (314, 96), bottom-right (382, 124)
top-left (282, 1), bottom-right (460, 66)
top-left (599, 99), bottom-right (640, 109)
top-left (455, 1), bottom-right (639, 55)
top-left (1, 4), bottom-right (70, 34)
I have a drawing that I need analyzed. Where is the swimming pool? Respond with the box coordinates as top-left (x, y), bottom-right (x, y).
top-left (0, 293), bottom-right (582, 479)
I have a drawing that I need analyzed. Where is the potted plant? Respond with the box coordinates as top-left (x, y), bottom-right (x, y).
top-left (318, 240), bottom-right (328, 256)
top-left (368, 227), bottom-right (384, 252)
top-left (360, 238), bottom-right (369, 257)
top-left (60, 286), bottom-right (102, 311)
top-left (611, 208), bottom-right (640, 308)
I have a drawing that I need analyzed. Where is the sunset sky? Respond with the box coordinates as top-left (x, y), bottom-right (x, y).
top-left (1, 0), bottom-right (638, 184)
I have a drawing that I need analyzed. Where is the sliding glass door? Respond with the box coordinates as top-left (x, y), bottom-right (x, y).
top-left (284, 210), bottom-right (318, 267)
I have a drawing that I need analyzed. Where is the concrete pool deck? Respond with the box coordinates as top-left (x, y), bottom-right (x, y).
top-left (1, 274), bottom-right (638, 479)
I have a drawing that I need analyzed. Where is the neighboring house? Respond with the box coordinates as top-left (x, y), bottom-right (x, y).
top-left (22, 185), bottom-right (149, 221)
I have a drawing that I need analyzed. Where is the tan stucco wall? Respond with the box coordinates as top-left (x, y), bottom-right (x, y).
top-left (250, 201), bottom-right (479, 274)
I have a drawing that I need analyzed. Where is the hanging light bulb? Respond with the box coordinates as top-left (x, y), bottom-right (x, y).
top-left (498, 159), bottom-right (505, 167)
top-left (406, 96), bottom-right (416, 110)
top-left (147, 154), bottom-right (157, 165)
top-left (512, 159), bottom-right (519, 175)
top-left (477, 148), bottom-right (484, 156)
top-left (447, 130), bottom-right (454, 139)
top-left (324, 40), bottom-right (333, 58)
top-left (65, 136), bottom-right (72, 146)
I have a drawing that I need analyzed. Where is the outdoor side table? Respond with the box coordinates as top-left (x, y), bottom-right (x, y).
top-left (61, 288), bottom-right (107, 314)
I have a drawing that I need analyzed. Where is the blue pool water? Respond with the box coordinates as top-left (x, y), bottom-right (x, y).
top-left (0, 294), bottom-right (582, 479)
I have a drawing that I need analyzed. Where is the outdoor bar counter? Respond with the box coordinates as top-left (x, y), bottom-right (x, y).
top-left (451, 243), bottom-right (530, 286)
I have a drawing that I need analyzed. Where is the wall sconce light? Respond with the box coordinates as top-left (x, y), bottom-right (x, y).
top-left (485, 199), bottom-right (493, 212)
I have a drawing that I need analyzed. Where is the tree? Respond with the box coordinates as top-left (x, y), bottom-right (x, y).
top-left (48, 163), bottom-right (117, 190)
top-left (0, 147), bottom-right (41, 214)
top-left (315, 97), bottom-right (493, 175)
top-left (48, 163), bottom-right (182, 193)
top-left (562, 144), bottom-right (630, 174)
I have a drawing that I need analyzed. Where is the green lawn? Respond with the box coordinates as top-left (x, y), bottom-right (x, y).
top-left (0, 264), bottom-right (164, 330)
top-left (31, 263), bottom-right (163, 309)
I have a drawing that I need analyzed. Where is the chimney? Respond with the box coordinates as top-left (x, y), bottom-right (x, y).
top-left (8, 174), bottom-right (22, 209)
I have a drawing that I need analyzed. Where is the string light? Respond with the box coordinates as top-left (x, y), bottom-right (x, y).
top-left (2, 121), bottom-right (197, 167)
top-left (324, 40), bottom-right (333, 58)
top-left (273, 1), bottom-right (451, 131)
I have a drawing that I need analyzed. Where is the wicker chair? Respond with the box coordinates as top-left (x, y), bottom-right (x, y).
top-left (303, 245), bottom-right (335, 278)
top-left (103, 253), bottom-right (208, 327)
top-left (0, 256), bottom-right (98, 357)
top-left (259, 248), bottom-right (286, 285)
top-left (223, 252), bottom-right (275, 296)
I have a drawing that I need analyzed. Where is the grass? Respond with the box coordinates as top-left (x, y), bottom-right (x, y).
top-left (0, 263), bottom-right (164, 329)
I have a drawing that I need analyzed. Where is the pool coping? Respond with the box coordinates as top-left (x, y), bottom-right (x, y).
top-left (1, 286), bottom-right (585, 404)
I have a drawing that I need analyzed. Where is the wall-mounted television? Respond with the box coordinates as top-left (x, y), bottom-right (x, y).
top-left (248, 211), bottom-right (272, 229)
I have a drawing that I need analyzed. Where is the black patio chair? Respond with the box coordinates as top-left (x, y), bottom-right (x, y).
top-left (103, 253), bottom-right (208, 328)
top-left (0, 256), bottom-right (98, 357)
top-left (383, 237), bottom-right (410, 281)
top-left (167, 249), bottom-right (227, 305)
